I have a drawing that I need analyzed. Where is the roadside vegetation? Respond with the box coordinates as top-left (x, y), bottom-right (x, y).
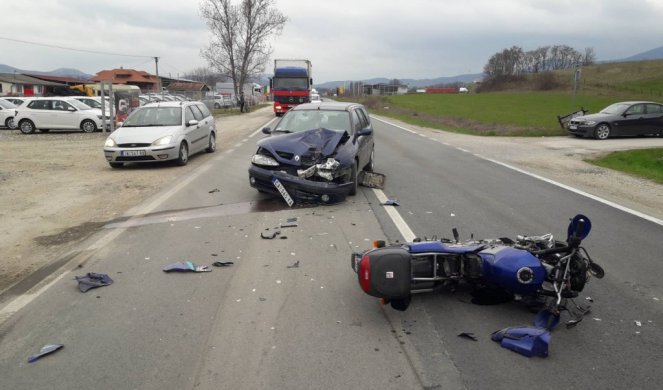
top-left (586, 148), bottom-right (663, 185)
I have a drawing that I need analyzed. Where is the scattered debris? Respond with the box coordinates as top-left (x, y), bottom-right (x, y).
top-left (287, 261), bottom-right (300, 269)
top-left (359, 171), bottom-right (385, 189)
top-left (383, 199), bottom-right (400, 206)
top-left (212, 261), bottom-right (234, 267)
top-left (28, 344), bottom-right (64, 363)
top-left (458, 332), bottom-right (478, 341)
top-left (261, 230), bottom-right (281, 239)
top-left (163, 261), bottom-right (211, 273)
top-left (280, 217), bottom-right (299, 228)
top-left (75, 272), bottom-right (114, 293)
top-left (635, 320), bottom-right (642, 327)
top-left (586, 296), bottom-right (594, 303)
top-left (279, 236), bottom-right (288, 239)
top-left (208, 188), bottom-right (220, 193)
top-left (492, 326), bottom-right (551, 358)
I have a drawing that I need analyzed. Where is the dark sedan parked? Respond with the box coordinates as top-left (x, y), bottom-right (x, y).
top-left (248, 101), bottom-right (374, 204)
top-left (567, 101), bottom-right (663, 139)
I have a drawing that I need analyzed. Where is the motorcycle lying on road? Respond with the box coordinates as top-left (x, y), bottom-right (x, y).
top-left (351, 215), bottom-right (605, 328)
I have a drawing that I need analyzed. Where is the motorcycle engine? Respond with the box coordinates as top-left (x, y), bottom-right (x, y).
top-left (569, 253), bottom-right (590, 292)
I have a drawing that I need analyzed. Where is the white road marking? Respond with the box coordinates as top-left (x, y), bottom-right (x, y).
top-left (372, 188), bottom-right (416, 242)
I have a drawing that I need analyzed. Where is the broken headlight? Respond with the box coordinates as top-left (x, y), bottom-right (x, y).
top-left (297, 158), bottom-right (341, 181)
top-left (252, 153), bottom-right (279, 167)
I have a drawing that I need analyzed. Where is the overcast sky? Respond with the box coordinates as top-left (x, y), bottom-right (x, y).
top-left (1, 0), bottom-right (662, 84)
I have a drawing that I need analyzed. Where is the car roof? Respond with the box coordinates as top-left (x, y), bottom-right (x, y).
top-left (292, 101), bottom-right (364, 112)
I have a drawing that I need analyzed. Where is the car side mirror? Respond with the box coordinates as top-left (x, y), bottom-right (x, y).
top-left (187, 119), bottom-right (199, 127)
top-left (68, 107), bottom-right (76, 112)
top-left (354, 127), bottom-right (373, 141)
top-left (262, 127), bottom-right (272, 134)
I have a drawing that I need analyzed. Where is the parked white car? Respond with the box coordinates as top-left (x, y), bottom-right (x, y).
top-left (0, 98), bottom-right (17, 128)
top-left (103, 101), bottom-right (216, 168)
top-left (14, 97), bottom-right (109, 134)
top-left (70, 96), bottom-right (114, 118)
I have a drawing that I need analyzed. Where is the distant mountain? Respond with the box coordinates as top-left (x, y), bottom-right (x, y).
top-left (0, 64), bottom-right (92, 79)
top-left (315, 73), bottom-right (483, 90)
top-left (619, 46), bottom-right (663, 62)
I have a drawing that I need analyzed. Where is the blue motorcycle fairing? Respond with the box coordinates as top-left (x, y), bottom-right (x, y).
top-left (479, 246), bottom-right (546, 295)
top-left (407, 241), bottom-right (486, 254)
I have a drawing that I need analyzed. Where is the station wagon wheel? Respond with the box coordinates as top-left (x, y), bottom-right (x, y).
top-left (176, 142), bottom-right (189, 166)
top-left (81, 119), bottom-right (97, 133)
top-left (205, 133), bottom-right (216, 153)
top-left (5, 117), bottom-right (14, 129)
top-left (349, 161), bottom-right (358, 196)
top-left (19, 119), bottom-right (36, 134)
top-left (594, 123), bottom-right (611, 140)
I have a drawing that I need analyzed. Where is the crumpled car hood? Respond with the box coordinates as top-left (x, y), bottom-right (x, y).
top-left (257, 128), bottom-right (347, 165)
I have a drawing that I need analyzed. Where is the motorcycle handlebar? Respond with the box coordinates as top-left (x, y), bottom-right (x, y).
top-left (529, 245), bottom-right (572, 256)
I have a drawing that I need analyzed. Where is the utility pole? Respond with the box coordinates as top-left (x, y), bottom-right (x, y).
top-left (154, 56), bottom-right (161, 94)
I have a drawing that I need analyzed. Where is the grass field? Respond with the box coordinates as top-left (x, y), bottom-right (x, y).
top-left (587, 148), bottom-right (663, 184)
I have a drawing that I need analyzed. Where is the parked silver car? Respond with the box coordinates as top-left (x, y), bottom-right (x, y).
top-left (0, 98), bottom-right (17, 128)
top-left (103, 101), bottom-right (217, 168)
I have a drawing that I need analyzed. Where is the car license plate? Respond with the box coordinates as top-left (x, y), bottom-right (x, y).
top-left (568, 125), bottom-right (577, 130)
top-left (120, 150), bottom-right (146, 157)
top-left (271, 176), bottom-right (294, 207)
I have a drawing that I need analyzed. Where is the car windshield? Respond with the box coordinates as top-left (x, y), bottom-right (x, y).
top-left (0, 100), bottom-right (16, 109)
top-left (68, 99), bottom-right (93, 110)
top-left (272, 77), bottom-right (309, 90)
top-left (81, 99), bottom-right (102, 109)
top-left (275, 110), bottom-right (351, 133)
top-left (121, 107), bottom-right (182, 127)
top-left (600, 103), bottom-right (631, 115)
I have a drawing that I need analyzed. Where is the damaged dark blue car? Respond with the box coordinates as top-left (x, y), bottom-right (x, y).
top-left (248, 102), bottom-right (375, 204)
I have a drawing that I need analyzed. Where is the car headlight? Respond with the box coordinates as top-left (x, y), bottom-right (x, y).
top-left (583, 121), bottom-right (596, 126)
top-left (252, 153), bottom-right (279, 167)
top-left (104, 138), bottom-right (117, 147)
top-left (152, 135), bottom-right (173, 146)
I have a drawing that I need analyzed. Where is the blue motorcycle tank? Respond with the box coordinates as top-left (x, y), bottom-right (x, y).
top-left (407, 241), bottom-right (485, 254)
top-left (479, 246), bottom-right (545, 295)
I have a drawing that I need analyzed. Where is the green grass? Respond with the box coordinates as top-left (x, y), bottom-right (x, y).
top-left (587, 149), bottom-right (663, 184)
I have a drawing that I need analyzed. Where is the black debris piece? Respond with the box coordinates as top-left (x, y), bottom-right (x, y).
top-left (458, 332), bottom-right (478, 341)
top-left (212, 261), bottom-right (234, 267)
top-left (279, 236), bottom-right (288, 239)
top-left (75, 272), bottom-right (114, 293)
top-left (382, 199), bottom-right (400, 206)
top-left (163, 261), bottom-right (211, 273)
top-left (261, 230), bottom-right (281, 239)
top-left (280, 217), bottom-right (299, 228)
top-left (208, 188), bottom-right (220, 193)
top-left (28, 344), bottom-right (64, 363)
top-left (287, 260), bottom-right (300, 269)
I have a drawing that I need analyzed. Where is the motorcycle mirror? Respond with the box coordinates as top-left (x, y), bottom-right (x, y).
top-left (452, 228), bottom-right (459, 243)
top-left (589, 262), bottom-right (605, 279)
top-left (567, 214), bottom-right (591, 241)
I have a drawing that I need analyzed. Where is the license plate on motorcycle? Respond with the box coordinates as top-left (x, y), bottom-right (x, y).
top-left (120, 150), bottom-right (146, 157)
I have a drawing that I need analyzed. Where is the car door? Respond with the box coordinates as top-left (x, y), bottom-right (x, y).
top-left (350, 108), bottom-right (369, 168)
top-left (645, 103), bottom-right (663, 135)
top-left (183, 106), bottom-right (202, 152)
top-left (618, 103), bottom-right (647, 136)
top-left (52, 100), bottom-right (77, 129)
top-left (26, 99), bottom-right (50, 128)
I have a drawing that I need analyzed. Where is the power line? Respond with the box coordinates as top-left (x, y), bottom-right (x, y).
top-left (0, 35), bottom-right (154, 58)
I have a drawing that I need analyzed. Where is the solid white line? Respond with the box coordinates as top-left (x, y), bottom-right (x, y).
top-left (372, 115), bottom-right (663, 227)
top-left (372, 188), bottom-right (416, 242)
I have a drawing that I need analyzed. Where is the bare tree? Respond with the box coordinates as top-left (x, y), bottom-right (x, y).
top-left (583, 47), bottom-right (596, 65)
top-left (200, 0), bottom-right (286, 99)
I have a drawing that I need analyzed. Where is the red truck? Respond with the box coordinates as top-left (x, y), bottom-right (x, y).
top-left (270, 59), bottom-right (312, 116)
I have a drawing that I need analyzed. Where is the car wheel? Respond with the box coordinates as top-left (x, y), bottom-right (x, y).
top-left (205, 133), bottom-right (216, 153)
top-left (5, 117), bottom-right (14, 129)
top-left (176, 142), bottom-right (189, 166)
top-left (81, 119), bottom-right (97, 133)
top-left (109, 162), bottom-right (124, 168)
top-left (214, 103), bottom-right (221, 109)
top-left (19, 119), bottom-right (36, 134)
top-left (349, 161), bottom-right (358, 196)
top-left (364, 149), bottom-right (374, 172)
top-left (594, 123), bottom-right (611, 140)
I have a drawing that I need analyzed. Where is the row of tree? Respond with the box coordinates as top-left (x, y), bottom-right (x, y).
top-left (483, 45), bottom-right (596, 79)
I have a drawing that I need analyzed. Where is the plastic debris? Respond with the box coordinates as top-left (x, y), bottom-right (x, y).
top-left (534, 310), bottom-right (560, 330)
top-left (280, 217), bottom-right (299, 228)
top-left (458, 332), bottom-right (478, 341)
top-left (491, 326), bottom-right (551, 358)
top-left (287, 261), bottom-right (300, 269)
top-left (635, 320), bottom-right (642, 327)
top-left (261, 230), bottom-right (281, 239)
top-left (208, 188), bottom-right (220, 193)
top-left (212, 261), bottom-right (234, 267)
top-left (28, 344), bottom-right (64, 363)
top-left (75, 272), bottom-right (114, 293)
top-left (586, 296), bottom-right (594, 302)
top-left (163, 261), bottom-right (211, 273)
top-left (383, 199), bottom-right (400, 206)
top-left (359, 171), bottom-right (386, 189)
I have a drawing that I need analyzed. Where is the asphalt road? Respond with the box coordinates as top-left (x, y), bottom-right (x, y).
top-left (0, 111), bottom-right (661, 389)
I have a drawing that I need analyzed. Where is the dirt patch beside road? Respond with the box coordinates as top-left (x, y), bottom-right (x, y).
top-left (0, 106), bottom-right (276, 294)
top-left (1, 107), bottom-right (661, 295)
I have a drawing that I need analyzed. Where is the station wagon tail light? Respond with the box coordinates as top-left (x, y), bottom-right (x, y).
top-left (152, 135), bottom-right (173, 146)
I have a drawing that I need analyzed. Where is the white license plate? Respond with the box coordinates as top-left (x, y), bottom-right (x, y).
top-left (569, 125), bottom-right (577, 130)
top-left (120, 150), bottom-right (146, 157)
